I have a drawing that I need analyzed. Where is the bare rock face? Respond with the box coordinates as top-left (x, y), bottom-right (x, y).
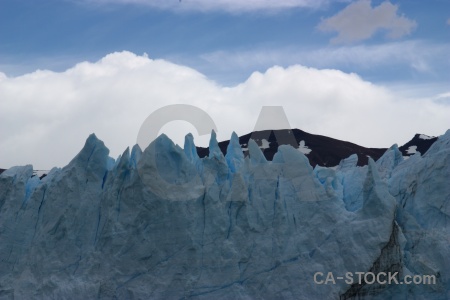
top-left (0, 130), bottom-right (449, 299)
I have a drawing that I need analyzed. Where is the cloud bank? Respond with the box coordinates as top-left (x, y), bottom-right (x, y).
top-left (199, 40), bottom-right (450, 77)
top-left (318, 0), bottom-right (416, 43)
top-left (1, 51), bottom-right (449, 169)
top-left (81, 0), bottom-right (334, 12)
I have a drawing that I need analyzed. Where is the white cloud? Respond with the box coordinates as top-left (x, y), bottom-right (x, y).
top-left (80, 0), bottom-right (337, 12)
top-left (1, 51), bottom-right (449, 169)
top-left (199, 41), bottom-right (450, 78)
top-left (434, 92), bottom-right (450, 103)
top-left (436, 92), bottom-right (450, 99)
top-left (317, 0), bottom-right (416, 43)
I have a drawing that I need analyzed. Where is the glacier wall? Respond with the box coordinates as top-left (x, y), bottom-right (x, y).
top-left (0, 130), bottom-right (449, 299)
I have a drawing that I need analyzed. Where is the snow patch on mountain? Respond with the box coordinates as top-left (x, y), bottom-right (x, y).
top-left (419, 134), bottom-right (434, 140)
top-left (406, 145), bottom-right (417, 154)
top-left (298, 140), bottom-right (312, 154)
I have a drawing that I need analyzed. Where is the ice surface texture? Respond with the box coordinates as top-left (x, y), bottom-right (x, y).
top-left (0, 130), bottom-right (449, 299)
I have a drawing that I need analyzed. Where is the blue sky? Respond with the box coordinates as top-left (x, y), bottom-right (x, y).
top-left (1, 0), bottom-right (449, 85)
top-left (0, 0), bottom-right (449, 169)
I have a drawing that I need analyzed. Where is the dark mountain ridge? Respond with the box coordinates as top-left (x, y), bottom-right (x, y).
top-left (196, 129), bottom-right (437, 167)
top-left (398, 133), bottom-right (438, 157)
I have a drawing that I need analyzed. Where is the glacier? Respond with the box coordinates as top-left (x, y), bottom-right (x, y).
top-left (0, 130), bottom-right (449, 299)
